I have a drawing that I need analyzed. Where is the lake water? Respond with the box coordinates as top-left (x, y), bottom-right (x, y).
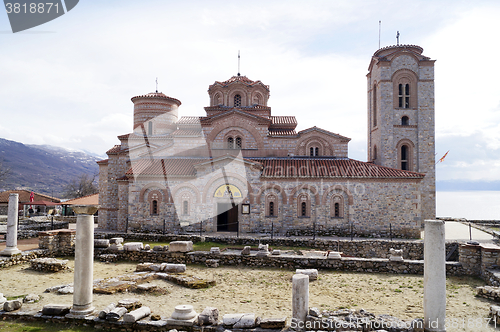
top-left (437, 191), bottom-right (500, 220)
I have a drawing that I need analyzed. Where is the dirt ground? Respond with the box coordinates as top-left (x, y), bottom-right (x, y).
top-left (0, 259), bottom-right (499, 331)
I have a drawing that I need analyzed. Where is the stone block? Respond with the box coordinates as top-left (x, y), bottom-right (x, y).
top-left (123, 306), bottom-right (151, 323)
top-left (123, 242), bottom-right (143, 251)
top-left (169, 241), bottom-right (193, 253)
top-left (23, 294), bottom-right (40, 303)
top-left (164, 263), bottom-right (186, 273)
top-left (296, 269), bottom-right (319, 281)
top-left (327, 251), bottom-right (342, 259)
top-left (4, 299), bottom-right (22, 312)
top-left (106, 306), bottom-right (127, 321)
top-left (210, 247), bottom-right (221, 255)
top-left (94, 239), bottom-right (110, 248)
top-left (198, 306), bottom-right (219, 326)
top-left (260, 317), bottom-right (287, 329)
top-left (205, 259), bottom-right (219, 268)
top-left (42, 304), bottom-right (71, 316)
top-left (271, 249), bottom-right (281, 255)
top-left (118, 298), bottom-right (142, 310)
top-left (241, 246), bottom-right (251, 255)
top-left (109, 237), bottom-right (124, 245)
top-left (223, 313), bottom-right (258, 328)
top-left (98, 303), bottom-right (116, 319)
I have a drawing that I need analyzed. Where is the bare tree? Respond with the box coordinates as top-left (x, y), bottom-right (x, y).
top-left (63, 173), bottom-right (98, 199)
top-left (0, 159), bottom-right (10, 184)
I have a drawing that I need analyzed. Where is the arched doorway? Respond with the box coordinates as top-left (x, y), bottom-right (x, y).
top-left (214, 184), bottom-right (241, 232)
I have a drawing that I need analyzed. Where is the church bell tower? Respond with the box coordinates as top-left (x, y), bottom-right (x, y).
top-left (367, 44), bottom-right (436, 220)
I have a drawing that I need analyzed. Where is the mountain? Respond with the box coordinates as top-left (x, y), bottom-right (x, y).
top-left (0, 138), bottom-right (102, 198)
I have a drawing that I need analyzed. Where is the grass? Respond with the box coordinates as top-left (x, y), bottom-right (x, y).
top-left (0, 321), bottom-right (113, 332)
top-left (141, 240), bottom-right (310, 252)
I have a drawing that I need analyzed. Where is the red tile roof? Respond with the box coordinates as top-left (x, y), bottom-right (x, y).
top-left (249, 157), bottom-right (424, 179)
top-left (177, 116), bottom-right (203, 125)
top-left (125, 158), bottom-right (207, 177)
top-left (131, 92), bottom-right (181, 106)
top-left (62, 193), bottom-right (99, 206)
top-left (268, 129), bottom-right (298, 136)
top-left (208, 75), bottom-right (270, 91)
top-left (0, 190), bottom-right (60, 203)
top-left (270, 116), bottom-right (297, 128)
top-left (172, 129), bottom-right (203, 136)
top-left (298, 126), bottom-right (351, 141)
top-left (106, 145), bottom-right (122, 155)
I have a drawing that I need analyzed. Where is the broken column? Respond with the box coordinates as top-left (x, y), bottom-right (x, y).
top-left (1, 193), bottom-right (21, 256)
top-left (292, 273), bottom-right (309, 329)
top-left (69, 205), bottom-right (98, 317)
top-left (424, 220), bottom-right (446, 332)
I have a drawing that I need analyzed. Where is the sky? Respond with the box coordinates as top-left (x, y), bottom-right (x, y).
top-left (1, 0), bottom-right (500, 189)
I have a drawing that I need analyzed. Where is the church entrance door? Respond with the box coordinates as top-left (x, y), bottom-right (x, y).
top-left (217, 203), bottom-right (239, 232)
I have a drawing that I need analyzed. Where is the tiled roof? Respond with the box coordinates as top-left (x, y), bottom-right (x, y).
top-left (249, 157), bottom-right (424, 179)
top-left (268, 129), bottom-right (298, 136)
top-left (172, 129), bottom-right (203, 136)
top-left (131, 92), bottom-right (181, 106)
top-left (125, 158), bottom-right (208, 177)
top-left (0, 190), bottom-right (60, 203)
top-left (209, 75), bottom-right (270, 91)
top-left (298, 126), bottom-right (351, 141)
top-left (106, 145), bottom-right (122, 155)
top-left (270, 116), bottom-right (297, 129)
top-left (177, 116), bottom-right (203, 125)
top-left (62, 193), bottom-right (99, 205)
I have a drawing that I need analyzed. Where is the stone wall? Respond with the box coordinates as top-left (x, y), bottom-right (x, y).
top-left (38, 229), bottom-right (76, 255)
top-left (0, 250), bottom-right (47, 269)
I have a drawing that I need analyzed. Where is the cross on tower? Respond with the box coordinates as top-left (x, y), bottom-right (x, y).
top-left (396, 31), bottom-right (400, 45)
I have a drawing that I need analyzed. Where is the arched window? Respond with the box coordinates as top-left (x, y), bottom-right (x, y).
top-left (334, 203), bottom-right (340, 217)
top-left (401, 145), bottom-right (409, 170)
top-left (234, 94), bottom-right (242, 107)
top-left (398, 83), bottom-right (410, 108)
top-left (269, 202), bottom-right (274, 216)
top-left (151, 200), bottom-right (158, 215)
top-left (401, 116), bottom-right (409, 126)
top-left (235, 137), bottom-right (242, 149)
top-left (331, 195), bottom-right (344, 218)
top-left (373, 84), bottom-right (377, 127)
top-left (315, 147), bottom-right (319, 156)
top-left (148, 121), bottom-right (153, 136)
top-left (297, 194), bottom-right (310, 217)
top-left (227, 137), bottom-right (234, 149)
top-left (310, 147), bottom-right (314, 156)
top-left (183, 200), bottom-right (189, 215)
top-left (266, 194), bottom-right (277, 217)
top-left (309, 147), bottom-right (319, 156)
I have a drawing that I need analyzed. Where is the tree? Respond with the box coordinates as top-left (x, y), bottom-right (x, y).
top-left (0, 159), bottom-right (10, 184)
top-left (63, 173), bottom-right (98, 199)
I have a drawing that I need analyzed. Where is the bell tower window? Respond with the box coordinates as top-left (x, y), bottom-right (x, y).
top-left (227, 137), bottom-right (234, 149)
top-left (234, 94), bottom-right (242, 107)
top-left (401, 145), bottom-right (409, 170)
top-left (398, 84), bottom-right (410, 108)
top-left (401, 116), bottom-right (409, 126)
top-left (235, 137), bottom-right (242, 149)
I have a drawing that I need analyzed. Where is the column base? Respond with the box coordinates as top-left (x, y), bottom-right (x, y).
top-left (68, 304), bottom-right (95, 317)
top-left (0, 247), bottom-right (22, 256)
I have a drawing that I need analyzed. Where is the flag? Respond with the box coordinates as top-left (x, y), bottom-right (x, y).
top-left (29, 191), bottom-right (34, 202)
top-left (437, 150), bottom-right (449, 164)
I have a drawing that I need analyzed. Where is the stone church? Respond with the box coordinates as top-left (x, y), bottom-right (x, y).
top-left (98, 44), bottom-right (435, 238)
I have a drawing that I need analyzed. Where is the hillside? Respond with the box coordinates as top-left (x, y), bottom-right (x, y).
top-left (0, 138), bottom-right (102, 197)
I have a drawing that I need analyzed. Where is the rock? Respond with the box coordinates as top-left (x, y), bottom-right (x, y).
top-left (136, 263), bottom-right (154, 272)
top-left (57, 286), bottom-right (74, 294)
top-left (260, 317), bottom-right (287, 329)
top-left (106, 306), bottom-right (128, 321)
top-left (151, 314), bottom-right (162, 321)
top-left (309, 307), bottom-right (321, 317)
top-left (296, 268), bottom-right (319, 281)
top-left (3, 299), bottom-right (22, 312)
top-left (123, 242), bottom-right (144, 251)
top-left (234, 313), bottom-right (259, 328)
top-left (94, 239), bottom-right (110, 248)
top-left (150, 264), bottom-right (162, 272)
top-left (164, 263), bottom-right (186, 273)
top-left (205, 259), bottom-right (219, 268)
top-left (410, 318), bottom-right (425, 332)
top-left (241, 246), bottom-right (251, 255)
top-left (169, 241), bottom-right (193, 253)
top-left (123, 306), bottom-right (151, 323)
top-left (109, 238), bottom-right (124, 251)
top-left (118, 298), bottom-right (142, 310)
top-left (271, 249), bottom-right (281, 255)
top-left (42, 304), bottom-right (71, 316)
top-left (144, 244), bottom-right (151, 251)
top-left (198, 307), bottom-right (219, 326)
top-left (153, 245), bottom-right (164, 252)
top-left (98, 303), bottom-right (116, 319)
top-left (210, 247), bottom-right (221, 255)
top-left (256, 244), bottom-right (270, 257)
top-left (109, 237), bottom-right (124, 245)
top-left (23, 294), bottom-right (40, 303)
top-left (136, 284), bottom-right (158, 292)
top-left (389, 248), bottom-right (404, 261)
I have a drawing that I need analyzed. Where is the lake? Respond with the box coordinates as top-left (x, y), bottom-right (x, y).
top-left (437, 191), bottom-right (500, 220)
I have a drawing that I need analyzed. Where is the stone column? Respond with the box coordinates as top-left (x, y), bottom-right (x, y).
top-left (292, 273), bottom-right (309, 330)
top-left (424, 220), bottom-right (446, 332)
top-left (1, 194), bottom-right (21, 256)
top-left (69, 205), bottom-right (98, 317)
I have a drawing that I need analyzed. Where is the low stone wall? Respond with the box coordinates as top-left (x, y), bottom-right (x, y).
top-left (92, 249), bottom-right (466, 276)
top-left (0, 250), bottom-right (47, 269)
top-left (95, 231), bottom-right (460, 261)
top-left (38, 229), bottom-right (76, 256)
